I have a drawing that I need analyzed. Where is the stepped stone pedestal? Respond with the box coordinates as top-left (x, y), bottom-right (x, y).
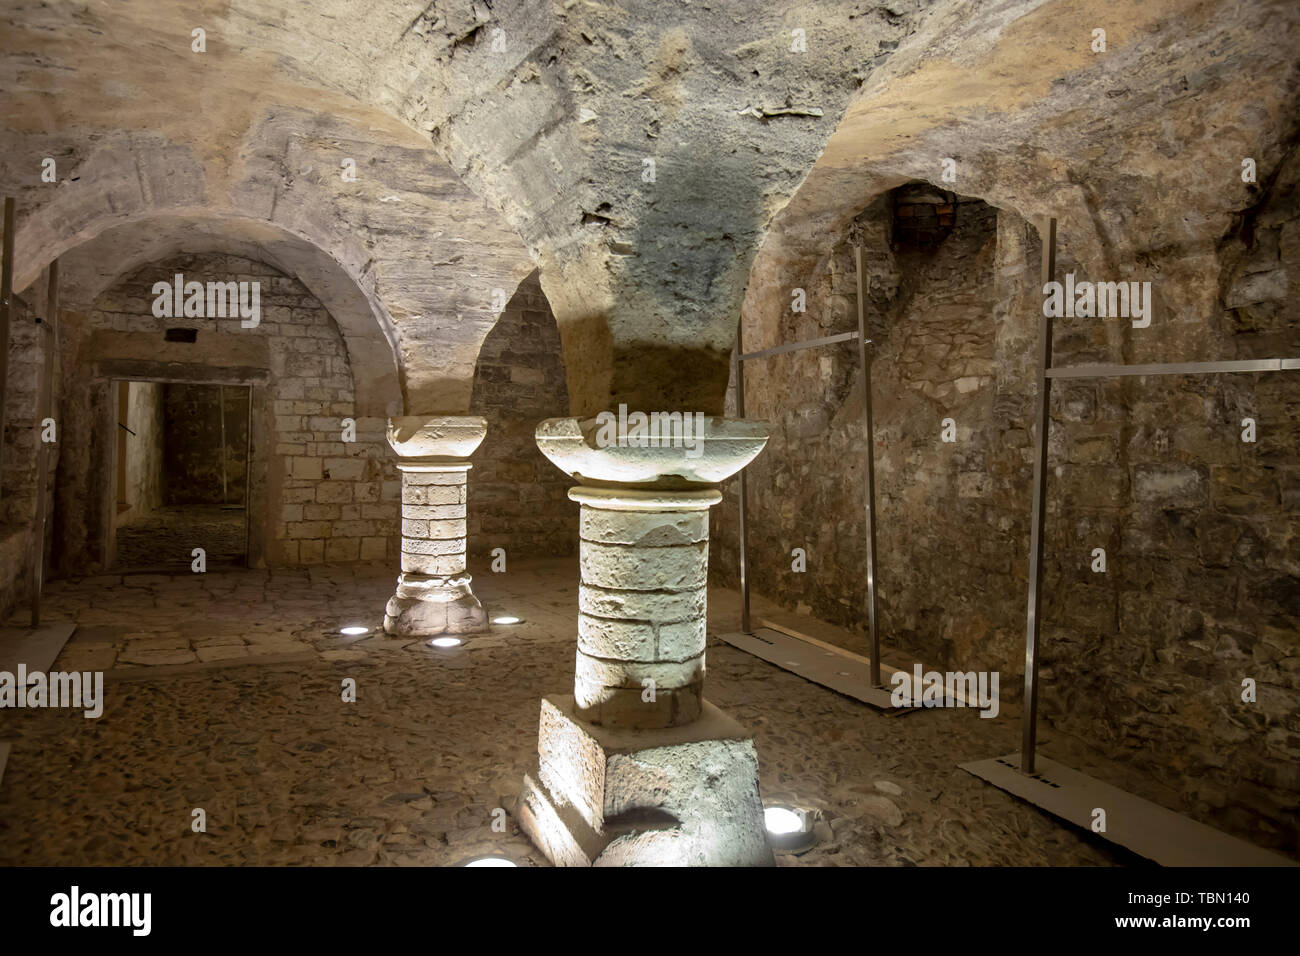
top-left (382, 415), bottom-right (488, 637)
top-left (517, 416), bottom-right (774, 866)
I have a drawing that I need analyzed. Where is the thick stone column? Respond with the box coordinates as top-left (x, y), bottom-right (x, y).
top-left (573, 486), bottom-right (714, 729)
top-left (383, 415), bottom-right (488, 637)
top-left (518, 416), bottom-right (774, 866)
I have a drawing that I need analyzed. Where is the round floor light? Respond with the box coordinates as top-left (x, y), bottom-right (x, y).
top-left (465, 856), bottom-right (516, 867)
top-left (429, 636), bottom-right (462, 648)
top-left (492, 616), bottom-right (522, 625)
top-left (764, 805), bottom-right (816, 851)
top-left (340, 626), bottom-right (370, 636)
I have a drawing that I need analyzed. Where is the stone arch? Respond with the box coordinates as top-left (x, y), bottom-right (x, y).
top-left (12, 124), bottom-right (538, 415)
top-left (51, 248), bottom-right (401, 575)
top-left (47, 213), bottom-right (402, 417)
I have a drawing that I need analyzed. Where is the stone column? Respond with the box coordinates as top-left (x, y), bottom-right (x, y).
top-left (383, 415), bottom-right (488, 637)
top-left (518, 416), bottom-right (774, 866)
top-left (573, 486), bottom-right (715, 728)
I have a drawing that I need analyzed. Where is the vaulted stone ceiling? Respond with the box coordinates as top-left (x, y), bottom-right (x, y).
top-left (748, 0), bottom-right (1300, 367)
top-left (3, 0), bottom-right (1297, 415)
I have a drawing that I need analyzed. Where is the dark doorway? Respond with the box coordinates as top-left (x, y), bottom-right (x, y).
top-left (110, 381), bottom-right (250, 571)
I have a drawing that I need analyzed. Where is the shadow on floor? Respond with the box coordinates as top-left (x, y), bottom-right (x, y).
top-left (113, 505), bottom-right (246, 571)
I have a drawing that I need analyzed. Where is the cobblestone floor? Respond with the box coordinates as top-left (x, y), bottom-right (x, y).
top-left (113, 505), bottom-right (247, 571)
top-left (0, 559), bottom-right (1146, 866)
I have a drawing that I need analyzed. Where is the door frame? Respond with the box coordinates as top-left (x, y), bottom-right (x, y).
top-left (96, 359), bottom-right (270, 570)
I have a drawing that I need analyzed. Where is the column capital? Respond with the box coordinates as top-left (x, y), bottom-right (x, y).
top-left (536, 415), bottom-right (768, 489)
top-left (387, 415), bottom-right (487, 459)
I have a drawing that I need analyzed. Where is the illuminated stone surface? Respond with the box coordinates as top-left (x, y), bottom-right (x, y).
top-left (383, 416), bottom-right (488, 637)
top-left (519, 695), bottom-right (771, 867)
top-left (518, 419), bottom-right (775, 865)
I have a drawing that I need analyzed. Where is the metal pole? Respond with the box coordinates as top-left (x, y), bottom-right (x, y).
top-left (243, 384), bottom-right (252, 564)
top-left (31, 260), bottom-right (58, 626)
top-left (735, 319), bottom-right (751, 634)
top-left (219, 384), bottom-right (228, 505)
top-left (1022, 217), bottom-right (1057, 775)
top-left (855, 246), bottom-right (882, 687)
top-left (740, 330), bottom-right (858, 362)
top-left (0, 197), bottom-right (14, 491)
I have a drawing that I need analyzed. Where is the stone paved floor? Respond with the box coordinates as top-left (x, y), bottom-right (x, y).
top-left (113, 505), bottom-right (247, 571)
top-left (0, 558), bottom-right (1146, 866)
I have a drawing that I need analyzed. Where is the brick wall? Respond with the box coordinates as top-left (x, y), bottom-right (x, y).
top-left (85, 253), bottom-right (398, 566)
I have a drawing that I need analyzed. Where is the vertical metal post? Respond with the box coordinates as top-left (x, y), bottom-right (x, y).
top-left (31, 259), bottom-right (58, 626)
top-left (1022, 217), bottom-right (1056, 775)
top-left (243, 384), bottom-right (253, 564)
top-left (855, 247), bottom-right (882, 687)
top-left (219, 384), bottom-right (228, 505)
top-left (735, 320), bottom-right (751, 634)
top-left (1, 197), bottom-right (15, 491)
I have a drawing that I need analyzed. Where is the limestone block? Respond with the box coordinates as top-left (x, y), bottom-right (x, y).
top-left (579, 541), bottom-right (708, 590)
top-left (574, 682), bottom-right (701, 729)
top-left (406, 470), bottom-right (466, 486)
top-left (655, 618), bottom-right (707, 661)
top-left (574, 649), bottom-right (704, 691)
top-left (401, 552), bottom-right (467, 576)
top-left (424, 518), bottom-right (467, 540)
top-left (402, 537), bottom-right (465, 557)
top-left (578, 613), bottom-right (656, 661)
top-left (520, 694), bottom-right (772, 867)
top-left (404, 504), bottom-right (466, 520)
top-left (402, 519), bottom-right (429, 538)
top-left (579, 508), bottom-right (709, 546)
top-left (579, 584), bottom-right (705, 623)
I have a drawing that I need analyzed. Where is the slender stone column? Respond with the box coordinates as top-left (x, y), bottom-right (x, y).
top-left (518, 416), bottom-right (774, 866)
top-left (383, 415), bottom-right (488, 637)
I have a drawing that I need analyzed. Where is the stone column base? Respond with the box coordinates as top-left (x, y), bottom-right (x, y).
top-left (383, 572), bottom-right (486, 637)
top-left (517, 694), bottom-right (773, 866)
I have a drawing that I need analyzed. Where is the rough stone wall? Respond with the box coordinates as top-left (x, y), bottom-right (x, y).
top-left (3, 301), bottom-right (49, 527)
top-left (59, 252), bottom-right (398, 569)
top-left (718, 175), bottom-right (1300, 852)
top-left (468, 271), bottom-right (576, 560)
top-left (161, 383), bottom-right (249, 506)
top-left (1036, 150), bottom-right (1300, 850)
top-left (716, 194), bottom-right (1015, 659)
top-left (120, 381), bottom-right (165, 519)
top-left (0, 293), bottom-right (60, 620)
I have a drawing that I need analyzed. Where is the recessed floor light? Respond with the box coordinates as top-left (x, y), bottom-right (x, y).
top-left (340, 626), bottom-right (370, 636)
top-left (764, 804), bottom-right (816, 851)
top-left (492, 616), bottom-right (522, 625)
top-left (429, 636), bottom-right (462, 648)
top-left (764, 806), bottom-right (804, 835)
top-left (465, 856), bottom-right (516, 867)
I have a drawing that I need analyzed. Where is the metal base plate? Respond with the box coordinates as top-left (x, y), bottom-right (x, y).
top-left (962, 753), bottom-right (1297, 867)
top-left (715, 624), bottom-right (906, 712)
top-left (0, 622), bottom-right (76, 677)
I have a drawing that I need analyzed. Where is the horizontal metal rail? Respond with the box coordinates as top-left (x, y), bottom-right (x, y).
top-left (1047, 357), bottom-right (1299, 379)
top-left (739, 330), bottom-right (858, 363)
